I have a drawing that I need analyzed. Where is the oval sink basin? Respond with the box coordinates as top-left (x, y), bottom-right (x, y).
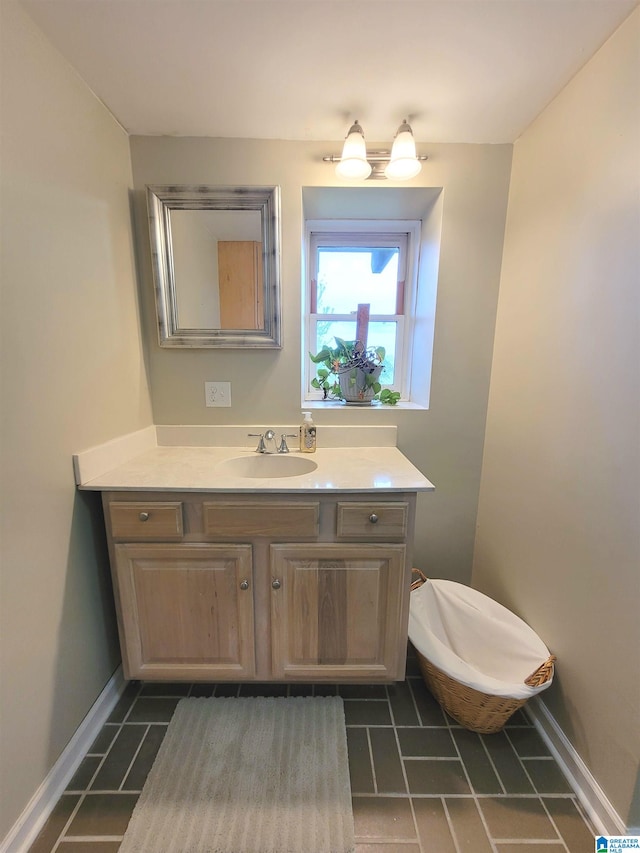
top-left (217, 454), bottom-right (318, 479)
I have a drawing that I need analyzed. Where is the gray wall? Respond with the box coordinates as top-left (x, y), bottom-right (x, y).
top-left (474, 8), bottom-right (640, 829)
top-left (130, 136), bottom-right (513, 584)
top-left (0, 1), bottom-right (154, 839)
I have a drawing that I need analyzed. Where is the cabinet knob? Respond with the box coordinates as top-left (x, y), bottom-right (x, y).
top-left (239, 580), bottom-right (249, 591)
top-left (369, 513), bottom-right (379, 524)
top-left (139, 512), bottom-right (150, 522)
top-left (272, 579), bottom-right (281, 590)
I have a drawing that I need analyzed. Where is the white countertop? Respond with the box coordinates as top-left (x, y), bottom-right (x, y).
top-left (77, 445), bottom-right (435, 493)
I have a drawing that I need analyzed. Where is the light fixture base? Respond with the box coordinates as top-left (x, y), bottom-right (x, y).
top-left (323, 150), bottom-right (428, 181)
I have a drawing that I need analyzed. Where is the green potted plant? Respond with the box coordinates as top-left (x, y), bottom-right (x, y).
top-left (309, 338), bottom-right (401, 405)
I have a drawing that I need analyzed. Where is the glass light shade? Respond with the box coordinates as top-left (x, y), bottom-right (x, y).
top-left (384, 120), bottom-right (422, 180)
top-left (336, 121), bottom-right (372, 180)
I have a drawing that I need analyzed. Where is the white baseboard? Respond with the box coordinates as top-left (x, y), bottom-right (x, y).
top-left (526, 696), bottom-right (628, 835)
top-left (0, 666), bottom-right (126, 853)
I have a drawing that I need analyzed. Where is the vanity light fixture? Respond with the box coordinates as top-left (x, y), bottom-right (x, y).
top-left (335, 120), bottom-right (372, 180)
top-left (324, 119), bottom-right (427, 181)
top-left (385, 119), bottom-right (423, 179)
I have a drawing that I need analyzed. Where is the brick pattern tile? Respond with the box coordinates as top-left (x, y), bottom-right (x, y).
top-left (28, 650), bottom-right (597, 852)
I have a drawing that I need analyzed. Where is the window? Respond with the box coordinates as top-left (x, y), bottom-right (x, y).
top-left (304, 220), bottom-right (421, 402)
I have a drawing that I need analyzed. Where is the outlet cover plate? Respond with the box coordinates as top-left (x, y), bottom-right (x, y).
top-left (205, 381), bottom-right (231, 407)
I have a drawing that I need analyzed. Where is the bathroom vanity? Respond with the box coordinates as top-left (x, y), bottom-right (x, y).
top-left (76, 433), bottom-right (434, 684)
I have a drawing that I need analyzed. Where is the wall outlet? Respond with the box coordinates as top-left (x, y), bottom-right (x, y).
top-left (205, 381), bottom-right (231, 407)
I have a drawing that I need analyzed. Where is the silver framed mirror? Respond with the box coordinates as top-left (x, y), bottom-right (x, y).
top-left (146, 185), bottom-right (282, 348)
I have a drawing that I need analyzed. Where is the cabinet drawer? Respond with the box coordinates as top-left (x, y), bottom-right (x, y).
top-left (108, 501), bottom-right (184, 540)
top-left (204, 502), bottom-right (319, 538)
top-left (336, 502), bottom-right (408, 539)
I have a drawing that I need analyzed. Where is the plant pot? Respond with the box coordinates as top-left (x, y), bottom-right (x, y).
top-left (337, 364), bottom-right (383, 404)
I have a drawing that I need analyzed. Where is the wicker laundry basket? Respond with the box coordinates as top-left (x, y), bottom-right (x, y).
top-left (410, 570), bottom-right (555, 734)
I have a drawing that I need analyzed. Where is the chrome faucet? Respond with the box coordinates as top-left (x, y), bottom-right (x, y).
top-left (248, 429), bottom-right (297, 453)
top-left (263, 429), bottom-right (277, 453)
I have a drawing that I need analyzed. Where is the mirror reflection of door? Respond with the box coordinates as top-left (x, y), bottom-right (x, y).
top-left (218, 241), bottom-right (264, 329)
top-left (169, 209), bottom-right (263, 330)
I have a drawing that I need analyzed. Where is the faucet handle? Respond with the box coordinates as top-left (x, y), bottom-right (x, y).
top-left (277, 433), bottom-right (298, 453)
top-left (248, 432), bottom-right (266, 453)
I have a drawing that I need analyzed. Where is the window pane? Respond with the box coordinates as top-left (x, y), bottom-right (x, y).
top-left (316, 247), bottom-right (399, 314)
top-left (313, 320), bottom-right (396, 386)
top-left (368, 322), bottom-right (396, 385)
top-left (315, 321), bottom-right (356, 353)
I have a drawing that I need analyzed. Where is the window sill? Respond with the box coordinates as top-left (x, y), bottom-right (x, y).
top-left (302, 400), bottom-right (427, 411)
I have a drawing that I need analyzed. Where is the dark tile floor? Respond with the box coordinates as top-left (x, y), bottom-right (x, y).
top-left (29, 648), bottom-right (597, 852)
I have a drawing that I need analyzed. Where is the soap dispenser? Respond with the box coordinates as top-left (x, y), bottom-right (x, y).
top-left (299, 411), bottom-right (316, 453)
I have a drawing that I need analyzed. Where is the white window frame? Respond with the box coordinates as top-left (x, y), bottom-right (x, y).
top-left (303, 219), bottom-right (421, 403)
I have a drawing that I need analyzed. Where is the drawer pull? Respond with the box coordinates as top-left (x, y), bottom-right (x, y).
top-left (139, 512), bottom-right (150, 522)
top-left (272, 579), bottom-right (281, 590)
top-left (369, 513), bottom-right (379, 524)
top-left (239, 579), bottom-right (250, 591)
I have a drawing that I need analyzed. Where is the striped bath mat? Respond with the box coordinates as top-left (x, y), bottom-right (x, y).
top-left (119, 695), bottom-right (354, 853)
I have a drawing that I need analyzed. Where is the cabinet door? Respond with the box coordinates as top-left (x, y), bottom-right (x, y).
top-left (114, 543), bottom-right (255, 680)
top-left (269, 544), bottom-right (407, 680)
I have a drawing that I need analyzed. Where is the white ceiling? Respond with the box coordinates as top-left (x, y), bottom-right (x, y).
top-left (20, 0), bottom-right (638, 144)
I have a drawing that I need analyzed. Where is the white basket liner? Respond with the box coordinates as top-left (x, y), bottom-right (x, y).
top-left (409, 578), bottom-right (553, 700)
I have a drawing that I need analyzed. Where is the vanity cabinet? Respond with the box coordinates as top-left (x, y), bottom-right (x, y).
top-left (102, 491), bottom-right (416, 683)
